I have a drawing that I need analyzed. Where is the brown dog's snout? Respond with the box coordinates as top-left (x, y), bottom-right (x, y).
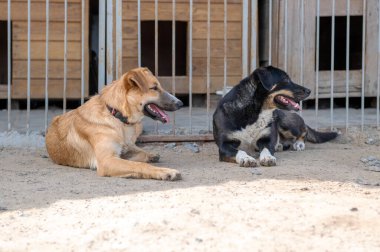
top-left (159, 91), bottom-right (183, 111)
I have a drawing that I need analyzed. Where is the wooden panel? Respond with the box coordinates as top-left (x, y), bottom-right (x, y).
top-left (13, 41), bottom-right (81, 60)
top-left (123, 57), bottom-right (241, 77)
top-left (0, 2), bottom-right (81, 22)
top-left (12, 79), bottom-right (83, 99)
top-left (123, 21), bottom-right (241, 40)
top-left (123, 2), bottom-right (241, 22)
top-left (13, 60), bottom-right (81, 79)
top-left (319, 0), bottom-right (363, 16)
top-left (13, 21), bottom-right (81, 41)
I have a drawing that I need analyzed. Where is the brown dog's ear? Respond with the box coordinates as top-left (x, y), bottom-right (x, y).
top-left (122, 68), bottom-right (151, 92)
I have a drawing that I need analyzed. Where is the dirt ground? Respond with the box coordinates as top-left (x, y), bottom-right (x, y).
top-left (1, 129), bottom-right (380, 251)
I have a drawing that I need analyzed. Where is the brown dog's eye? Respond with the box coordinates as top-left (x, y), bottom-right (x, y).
top-left (150, 86), bottom-right (158, 91)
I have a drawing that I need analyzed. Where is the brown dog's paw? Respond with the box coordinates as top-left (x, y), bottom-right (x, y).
top-left (155, 168), bottom-right (182, 181)
top-left (148, 153), bottom-right (160, 163)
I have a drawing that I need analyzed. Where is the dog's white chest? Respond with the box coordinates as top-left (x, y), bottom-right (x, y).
top-left (229, 109), bottom-right (274, 150)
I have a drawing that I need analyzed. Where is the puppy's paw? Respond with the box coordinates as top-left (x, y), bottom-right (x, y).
top-left (275, 143), bottom-right (284, 152)
top-left (259, 148), bottom-right (277, 167)
top-left (148, 153), bottom-right (160, 163)
top-left (236, 150), bottom-right (258, 167)
top-left (155, 168), bottom-right (182, 181)
top-left (293, 141), bottom-right (305, 151)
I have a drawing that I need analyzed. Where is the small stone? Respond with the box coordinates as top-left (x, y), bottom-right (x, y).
top-left (190, 209), bottom-right (200, 215)
top-left (251, 168), bottom-right (262, 175)
top-left (0, 206), bottom-right (7, 211)
top-left (367, 166), bottom-right (380, 172)
top-left (350, 207), bottom-right (358, 212)
top-left (164, 143), bottom-right (176, 149)
top-left (355, 178), bottom-right (371, 186)
top-left (300, 187), bottom-right (309, 191)
top-left (41, 154), bottom-right (48, 158)
top-left (365, 138), bottom-right (375, 145)
top-left (184, 143), bottom-right (200, 153)
top-left (195, 238), bottom-right (203, 243)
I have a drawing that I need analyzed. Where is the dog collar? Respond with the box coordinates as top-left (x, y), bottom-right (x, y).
top-left (106, 105), bottom-right (130, 125)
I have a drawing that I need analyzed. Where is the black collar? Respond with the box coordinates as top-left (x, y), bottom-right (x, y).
top-left (106, 105), bottom-right (130, 124)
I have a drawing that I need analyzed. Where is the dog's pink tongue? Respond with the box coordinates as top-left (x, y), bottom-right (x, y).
top-left (150, 104), bottom-right (170, 123)
top-left (288, 99), bottom-right (301, 111)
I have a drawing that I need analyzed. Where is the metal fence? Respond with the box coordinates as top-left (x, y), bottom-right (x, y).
top-left (1, 0), bottom-right (380, 139)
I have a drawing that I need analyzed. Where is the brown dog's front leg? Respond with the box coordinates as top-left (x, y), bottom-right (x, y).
top-left (120, 144), bottom-right (160, 163)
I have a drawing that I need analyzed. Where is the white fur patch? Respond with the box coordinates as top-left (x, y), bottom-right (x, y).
top-left (236, 150), bottom-right (257, 167)
top-left (229, 109), bottom-right (275, 152)
top-left (259, 148), bottom-right (276, 166)
top-left (293, 140), bottom-right (305, 151)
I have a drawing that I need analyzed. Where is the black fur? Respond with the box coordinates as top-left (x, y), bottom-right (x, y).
top-left (213, 66), bottom-right (311, 165)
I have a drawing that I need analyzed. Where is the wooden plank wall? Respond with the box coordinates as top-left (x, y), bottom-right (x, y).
top-left (272, 0), bottom-right (378, 99)
top-left (123, 0), bottom-right (243, 94)
top-left (0, 0), bottom-right (88, 99)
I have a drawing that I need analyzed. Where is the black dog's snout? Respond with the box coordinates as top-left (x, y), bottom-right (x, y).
top-left (304, 88), bottom-right (311, 96)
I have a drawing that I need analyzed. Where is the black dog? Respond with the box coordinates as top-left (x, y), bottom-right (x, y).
top-left (276, 110), bottom-right (338, 152)
top-left (213, 66), bottom-right (311, 167)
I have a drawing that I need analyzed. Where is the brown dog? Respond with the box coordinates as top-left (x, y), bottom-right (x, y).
top-left (45, 67), bottom-right (183, 180)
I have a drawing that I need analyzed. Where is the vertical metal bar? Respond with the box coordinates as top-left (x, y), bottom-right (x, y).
top-left (63, 0), bottom-right (68, 114)
top-left (154, 0), bottom-right (159, 134)
top-left (330, 0), bottom-right (335, 130)
top-left (98, 0), bottom-right (106, 91)
top-left (242, 0), bottom-right (249, 76)
top-left (116, 0), bottom-right (123, 79)
top-left (45, 0), bottom-right (49, 131)
top-left (223, 0), bottom-right (227, 95)
top-left (27, 0), bottom-right (31, 133)
top-left (345, 0), bottom-right (350, 130)
top-left (299, 0), bottom-right (304, 113)
top-left (189, 0), bottom-right (193, 134)
top-left (377, 0), bottom-right (380, 129)
top-left (171, 0), bottom-right (176, 135)
top-left (284, 0), bottom-right (288, 71)
top-left (268, 0), bottom-right (272, 66)
top-left (7, 0), bottom-right (11, 131)
top-left (315, 0), bottom-right (320, 129)
top-left (250, 0), bottom-right (258, 72)
top-left (106, 0), bottom-right (113, 84)
top-left (206, 0), bottom-right (211, 132)
top-left (137, 0), bottom-right (141, 67)
top-left (81, 0), bottom-right (85, 104)
top-left (361, 0), bottom-right (366, 131)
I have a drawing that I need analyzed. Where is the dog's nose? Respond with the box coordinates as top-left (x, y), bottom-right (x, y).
top-left (176, 100), bottom-right (184, 108)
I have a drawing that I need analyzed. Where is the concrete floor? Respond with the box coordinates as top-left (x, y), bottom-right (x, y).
top-left (0, 107), bottom-right (379, 134)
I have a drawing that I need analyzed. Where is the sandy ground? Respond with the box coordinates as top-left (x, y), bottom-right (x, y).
top-left (1, 130), bottom-right (380, 251)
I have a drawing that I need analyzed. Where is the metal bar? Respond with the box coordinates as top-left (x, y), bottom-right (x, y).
top-left (154, 0), bottom-right (158, 134)
top-left (171, 0), bottom-right (176, 135)
top-left (242, 0), bottom-right (248, 76)
top-left (361, 0), bottom-right (366, 131)
top-left (315, 0), bottom-right (320, 129)
top-left (206, 0), bottom-right (211, 132)
top-left (106, 0), bottom-right (113, 84)
top-left (377, 0), bottom-right (380, 128)
top-left (98, 0), bottom-right (106, 91)
top-left (27, 0), bottom-right (31, 133)
top-left (63, 0), bottom-right (68, 113)
top-left (81, 0), bottom-right (85, 104)
top-left (7, 0), bottom-right (11, 131)
top-left (189, 0), bottom-right (193, 134)
top-left (330, 0), bottom-right (335, 130)
top-left (45, 0), bottom-right (49, 131)
top-left (137, 0), bottom-right (141, 67)
top-left (223, 0), bottom-right (227, 95)
top-left (116, 0), bottom-right (123, 79)
top-left (268, 0), bottom-right (272, 66)
top-left (284, 0), bottom-right (288, 71)
top-left (345, 0), bottom-right (350, 130)
top-left (250, 0), bottom-right (258, 71)
top-left (138, 134), bottom-right (214, 143)
top-left (299, 0), bottom-right (304, 112)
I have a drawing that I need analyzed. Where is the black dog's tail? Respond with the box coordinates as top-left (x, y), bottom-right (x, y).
top-left (306, 126), bottom-right (339, 143)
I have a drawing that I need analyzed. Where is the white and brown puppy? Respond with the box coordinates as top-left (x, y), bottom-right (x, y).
top-left (46, 67), bottom-right (183, 180)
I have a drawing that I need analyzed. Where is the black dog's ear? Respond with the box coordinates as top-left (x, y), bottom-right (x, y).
top-left (253, 66), bottom-right (275, 91)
